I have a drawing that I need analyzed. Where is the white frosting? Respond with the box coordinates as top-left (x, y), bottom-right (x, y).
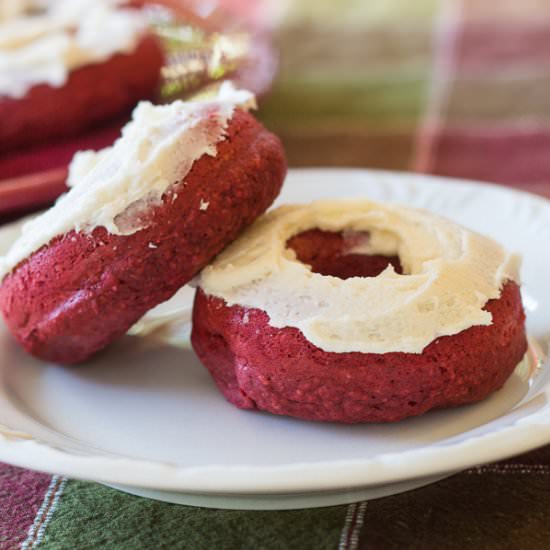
top-left (128, 285), bottom-right (195, 349)
top-left (0, 83), bottom-right (256, 278)
top-left (198, 200), bottom-right (521, 354)
top-left (0, 0), bottom-right (149, 98)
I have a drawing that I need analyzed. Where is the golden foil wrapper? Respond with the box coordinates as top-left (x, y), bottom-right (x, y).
top-left (145, 4), bottom-right (271, 102)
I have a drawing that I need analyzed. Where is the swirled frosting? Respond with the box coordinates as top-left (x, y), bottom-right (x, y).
top-left (0, 0), bottom-right (148, 98)
top-left (198, 200), bottom-right (521, 354)
top-left (0, 83), bottom-right (256, 279)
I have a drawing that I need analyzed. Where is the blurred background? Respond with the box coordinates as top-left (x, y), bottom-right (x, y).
top-left (2, 0), bottom-right (550, 218)
top-left (259, 0), bottom-right (550, 196)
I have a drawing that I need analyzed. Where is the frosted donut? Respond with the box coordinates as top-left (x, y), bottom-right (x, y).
top-left (191, 200), bottom-right (527, 423)
top-left (0, 84), bottom-right (286, 364)
top-left (0, 0), bottom-right (163, 153)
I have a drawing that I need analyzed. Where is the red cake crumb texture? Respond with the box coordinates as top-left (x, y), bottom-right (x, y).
top-left (0, 110), bottom-right (286, 364)
top-left (192, 229), bottom-right (528, 423)
top-left (0, 34), bottom-right (163, 154)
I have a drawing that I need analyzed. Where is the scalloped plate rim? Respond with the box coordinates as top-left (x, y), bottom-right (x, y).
top-left (0, 167), bottom-right (548, 495)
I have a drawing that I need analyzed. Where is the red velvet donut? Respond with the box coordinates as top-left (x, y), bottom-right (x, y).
top-left (191, 229), bottom-right (527, 423)
top-left (0, 33), bottom-right (163, 154)
top-left (0, 110), bottom-right (286, 364)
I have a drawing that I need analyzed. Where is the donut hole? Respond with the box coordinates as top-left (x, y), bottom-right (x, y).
top-left (286, 229), bottom-right (403, 280)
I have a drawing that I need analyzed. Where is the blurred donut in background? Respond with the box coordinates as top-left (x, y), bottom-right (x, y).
top-left (0, 0), bottom-right (164, 154)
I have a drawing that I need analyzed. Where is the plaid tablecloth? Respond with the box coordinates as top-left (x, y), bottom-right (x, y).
top-left (2, 0), bottom-right (550, 548)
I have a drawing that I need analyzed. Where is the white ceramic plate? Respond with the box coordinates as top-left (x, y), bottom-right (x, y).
top-left (1, 169), bottom-right (549, 510)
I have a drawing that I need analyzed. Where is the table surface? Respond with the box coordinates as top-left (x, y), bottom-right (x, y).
top-left (2, 1), bottom-right (550, 548)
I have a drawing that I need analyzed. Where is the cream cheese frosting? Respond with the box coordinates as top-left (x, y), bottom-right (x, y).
top-left (128, 285), bottom-right (195, 349)
top-left (0, 82), bottom-right (256, 278)
top-left (198, 200), bottom-right (521, 354)
top-left (0, 0), bottom-right (149, 98)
